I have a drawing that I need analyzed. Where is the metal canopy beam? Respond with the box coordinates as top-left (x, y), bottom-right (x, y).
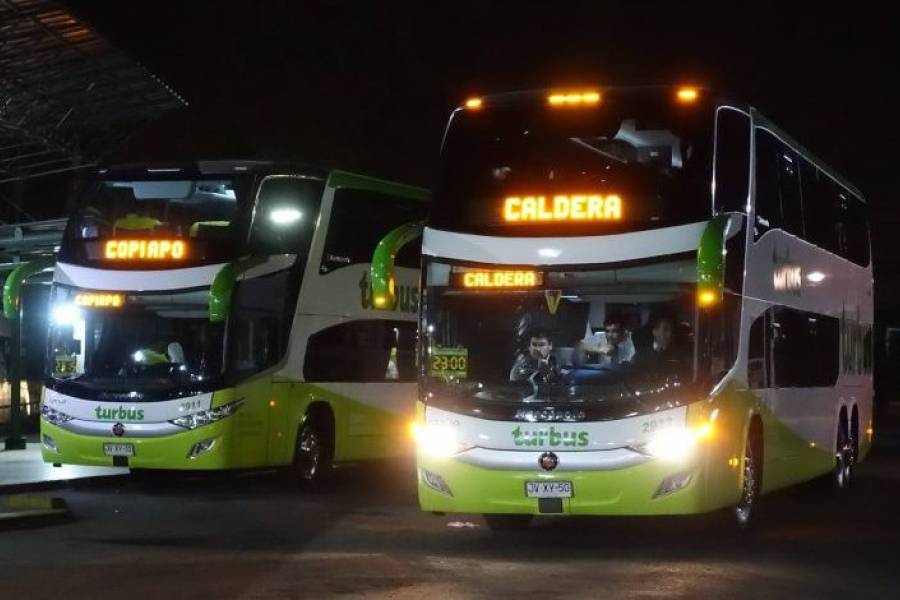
top-left (0, 0), bottom-right (187, 183)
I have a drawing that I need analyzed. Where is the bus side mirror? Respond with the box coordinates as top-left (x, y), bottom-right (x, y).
top-left (208, 256), bottom-right (270, 323)
top-left (3, 257), bottom-right (55, 320)
top-left (369, 221), bottom-right (423, 310)
top-left (697, 214), bottom-right (732, 309)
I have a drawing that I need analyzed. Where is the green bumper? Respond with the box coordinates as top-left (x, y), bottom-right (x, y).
top-left (40, 418), bottom-right (244, 470)
top-left (417, 450), bottom-right (742, 516)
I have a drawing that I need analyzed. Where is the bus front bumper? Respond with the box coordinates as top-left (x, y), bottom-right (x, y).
top-left (40, 418), bottom-right (240, 470)
top-left (417, 449), bottom-right (741, 516)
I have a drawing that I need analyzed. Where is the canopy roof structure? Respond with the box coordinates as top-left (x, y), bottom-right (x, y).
top-left (0, 0), bottom-right (186, 184)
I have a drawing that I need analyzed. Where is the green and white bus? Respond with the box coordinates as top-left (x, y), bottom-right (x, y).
top-left (23, 161), bottom-right (426, 482)
top-left (401, 86), bottom-right (873, 528)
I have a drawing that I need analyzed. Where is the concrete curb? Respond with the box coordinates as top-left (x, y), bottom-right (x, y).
top-left (0, 473), bottom-right (128, 496)
top-left (0, 495), bottom-right (73, 530)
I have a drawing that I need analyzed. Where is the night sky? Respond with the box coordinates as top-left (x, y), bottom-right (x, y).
top-left (59, 1), bottom-right (900, 304)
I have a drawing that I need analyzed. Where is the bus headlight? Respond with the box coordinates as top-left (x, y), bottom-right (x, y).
top-left (411, 423), bottom-right (472, 458)
top-left (170, 399), bottom-right (244, 430)
top-left (639, 424), bottom-right (713, 462)
top-left (41, 403), bottom-right (75, 426)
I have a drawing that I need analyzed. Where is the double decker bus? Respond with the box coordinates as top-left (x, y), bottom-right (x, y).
top-left (18, 161), bottom-right (426, 482)
top-left (401, 86), bottom-right (872, 528)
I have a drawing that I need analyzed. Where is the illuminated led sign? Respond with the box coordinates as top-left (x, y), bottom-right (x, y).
top-left (503, 194), bottom-right (623, 223)
top-left (548, 91), bottom-right (601, 106)
top-left (454, 270), bottom-right (543, 289)
top-left (74, 293), bottom-right (125, 308)
top-left (104, 239), bottom-right (187, 260)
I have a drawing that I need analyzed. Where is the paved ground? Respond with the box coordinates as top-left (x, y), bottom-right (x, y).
top-left (0, 441), bottom-right (126, 488)
top-left (2, 408), bottom-right (899, 599)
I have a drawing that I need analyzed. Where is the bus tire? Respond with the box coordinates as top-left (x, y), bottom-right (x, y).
top-left (483, 514), bottom-right (532, 531)
top-left (734, 419), bottom-right (762, 530)
top-left (292, 408), bottom-right (334, 489)
top-left (833, 414), bottom-right (852, 491)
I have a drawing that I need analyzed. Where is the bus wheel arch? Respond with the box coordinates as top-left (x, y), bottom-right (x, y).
top-left (292, 401), bottom-right (336, 487)
top-left (850, 404), bottom-right (860, 465)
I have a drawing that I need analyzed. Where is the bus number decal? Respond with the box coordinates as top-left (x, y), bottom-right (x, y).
top-left (641, 417), bottom-right (674, 435)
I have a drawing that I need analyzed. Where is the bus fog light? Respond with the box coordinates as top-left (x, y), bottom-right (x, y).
top-left (654, 470), bottom-right (693, 498)
top-left (187, 438), bottom-right (216, 458)
top-left (421, 468), bottom-right (453, 496)
top-left (42, 434), bottom-right (59, 453)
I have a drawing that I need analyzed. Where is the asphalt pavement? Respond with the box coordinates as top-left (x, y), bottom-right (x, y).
top-left (2, 406), bottom-right (899, 599)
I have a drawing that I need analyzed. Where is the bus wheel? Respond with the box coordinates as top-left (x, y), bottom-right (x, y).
top-left (483, 514), bottom-right (532, 531)
top-left (293, 415), bottom-right (333, 488)
top-left (833, 422), bottom-right (853, 491)
top-left (734, 432), bottom-right (759, 529)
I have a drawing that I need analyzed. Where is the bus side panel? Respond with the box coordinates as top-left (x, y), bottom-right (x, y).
top-left (304, 383), bottom-right (416, 463)
top-left (214, 375), bottom-right (273, 468)
top-left (744, 227), bottom-right (873, 491)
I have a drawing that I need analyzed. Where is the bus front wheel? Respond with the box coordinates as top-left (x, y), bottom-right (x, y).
top-left (292, 413), bottom-right (333, 488)
top-left (734, 424), bottom-right (761, 529)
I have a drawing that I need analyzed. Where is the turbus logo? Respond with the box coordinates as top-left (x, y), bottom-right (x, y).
top-left (512, 426), bottom-right (589, 448)
top-left (95, 406), bottom-right (145, 421)
top-left (359, 272), bottom-right (418, 313)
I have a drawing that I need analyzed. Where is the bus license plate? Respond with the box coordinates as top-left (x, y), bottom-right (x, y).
top-left (103, 443), bottom-right (135, 457)
top-left (526, 480), bottom-right (573, 498)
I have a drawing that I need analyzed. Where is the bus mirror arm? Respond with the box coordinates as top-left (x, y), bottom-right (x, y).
top-left (696, 214), bottom-right (730, 308)
top-left (209, 255), bottom-right (268, 323)
top-left (369, 221), bottom-right (423, 310)
top-left (3, 257), bottom-right (55, 320)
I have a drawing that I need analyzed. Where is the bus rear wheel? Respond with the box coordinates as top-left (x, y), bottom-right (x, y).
top-left (833, 422), bottom-right (853, 491)
top-left (483, 514), bottom-right (532, 531)
top-left (292, 415), bottom-right (333, 488)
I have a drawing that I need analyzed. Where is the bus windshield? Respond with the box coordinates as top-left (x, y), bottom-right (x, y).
top-left (61, 177), bottom-right (251, 265)
top-left (423, 257), bottom-right (701, 419)
top-left (433, 91), bottom-right (713, 236)
top-left (47, 286), bottom-right (224, 400)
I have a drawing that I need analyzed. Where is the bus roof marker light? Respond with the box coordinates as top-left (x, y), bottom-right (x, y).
top-left (676, 87), bottom-right (699, 103)
top-left (464, 97), bottom-right (483, 110)
top-left (547, 90), bottom-right (601, 107)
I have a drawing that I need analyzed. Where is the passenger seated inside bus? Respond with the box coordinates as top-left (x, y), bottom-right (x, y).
top-left (509, 329), bottom-right (561, 383)
top-left (575, 314), bottom-right (635, 367)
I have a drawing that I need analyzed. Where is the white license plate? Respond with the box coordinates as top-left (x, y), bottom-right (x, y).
top-left (103, 443), bottom-right (135, 457)
top-left (526, 480), bottom-right (573, 498)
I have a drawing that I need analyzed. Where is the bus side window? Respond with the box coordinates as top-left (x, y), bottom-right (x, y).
top-left (319, 188), bottom-right (426, 274)
top-left (770, 307), bottom-right (839, 388)
top-left (836, 193), bottom-right (870, 267)
top-left (753, 129), bottom-right (782, 238)
top-left (303, 320), bottom-right (417, 383)
top-left (747, 311), bottom-right (767, 388)
top-left (713, 107), bottom-right (751, 214)
top-left (777, 145), bottom-right (803, 237)
top-left (227, 270), bottom-right (293, 378)
top-left (251, 176), bottom-right (324, 255)
top-left (800, 162), bottom-right (839, 255)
